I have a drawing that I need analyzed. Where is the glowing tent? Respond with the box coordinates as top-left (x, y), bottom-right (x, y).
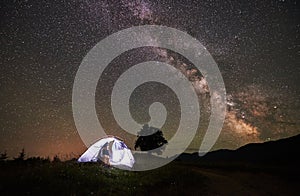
top-left (78, 136), bottom-right (135, 169)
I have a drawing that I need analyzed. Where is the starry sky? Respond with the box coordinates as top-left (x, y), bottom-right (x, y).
top-left (1, 0), bottom-right (299, 158)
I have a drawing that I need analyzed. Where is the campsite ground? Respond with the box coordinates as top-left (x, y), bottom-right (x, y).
top-left (0, 159), bottom-right (299, 195)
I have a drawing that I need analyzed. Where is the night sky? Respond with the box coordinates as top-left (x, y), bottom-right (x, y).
top-left (1, 0), bottom-right (299, 158)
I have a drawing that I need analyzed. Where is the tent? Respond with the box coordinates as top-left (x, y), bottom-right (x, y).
top-left (78, 136), bottom-right (135, 168)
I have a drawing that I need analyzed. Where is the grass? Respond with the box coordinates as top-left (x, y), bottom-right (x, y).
top-left (0, 157), bottom-right (299, 195)
top-left (0, 159), bottom-right (208, 195)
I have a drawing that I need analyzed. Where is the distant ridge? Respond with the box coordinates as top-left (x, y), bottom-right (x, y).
top-left (177, 134), bottom-right (300, 165)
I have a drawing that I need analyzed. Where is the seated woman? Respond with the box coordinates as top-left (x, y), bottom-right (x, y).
top-left (97, 143), bottom-right (110, 166)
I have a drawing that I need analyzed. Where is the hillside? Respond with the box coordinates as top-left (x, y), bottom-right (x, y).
top-left (178, 134), bottom-right (300, 166)
top-left (0, 135), bottom-right (299, 195)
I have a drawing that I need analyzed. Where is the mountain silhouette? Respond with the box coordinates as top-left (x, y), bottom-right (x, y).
top-left (178, 134), bottom-right (300, 165)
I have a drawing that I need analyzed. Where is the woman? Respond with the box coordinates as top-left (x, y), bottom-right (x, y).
top-left (100, 143), bottom-right (110, 165)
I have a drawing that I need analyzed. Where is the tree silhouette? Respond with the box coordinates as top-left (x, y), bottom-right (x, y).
top-left (53, 155), bottom-right (61, 162)
top-left (15, 148), bottom-right (26, 161)
top-left (0, 151), bottom-right (8, 161)
top-left (134, 124), bottom-right (168, 154)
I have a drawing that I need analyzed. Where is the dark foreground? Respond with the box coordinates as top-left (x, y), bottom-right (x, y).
top-left (0, 159), bottom-right (299, 196)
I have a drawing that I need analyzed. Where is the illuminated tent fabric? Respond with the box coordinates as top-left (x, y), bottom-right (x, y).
top-left (78, 136), bottom-right (135, 168)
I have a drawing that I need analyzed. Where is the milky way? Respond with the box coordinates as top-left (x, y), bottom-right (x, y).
top-left (1, 0), bottom-right (299, 158)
